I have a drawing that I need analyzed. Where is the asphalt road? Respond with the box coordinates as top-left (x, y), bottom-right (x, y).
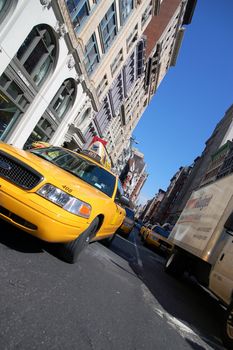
top-left (0, 222), bottom-right (227, 350)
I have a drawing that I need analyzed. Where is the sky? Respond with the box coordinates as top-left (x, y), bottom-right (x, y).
top-left (134, 0), bottom-right (233, 205)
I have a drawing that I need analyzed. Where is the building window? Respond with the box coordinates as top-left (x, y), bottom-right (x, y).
top-left (24, 115), bottom-right (56, 149)
top-left (84, 33), bottom-right (100, 75)
top-left (119, 0), bottom-right (133, 25)
top-left (111, 49), bottom-right (123, 76)
top-left (16, 24), bottom-right (57, 87)
top-left (78, 107), bottom-right (91, 126)
top-left (66, 0), bottom-right (90, 31)
top-left (141, 1), bottom-right (152, 29)
top-left (50, 79), bottom-right (76, 119)
top-left (126, 25), bottom-right (138, 52)
top-left (99, 3), bottom-right (117, 52)
top-left (0, 73), bottom-right (30, 140)
top-left (23, 79), bottom-right (76, 149)
top-left (137, 40), bottom-right (145, 77)
top-left (110, 73), bottom-right (124, 115)
top-left (97, 74), bottom-right (108, 98)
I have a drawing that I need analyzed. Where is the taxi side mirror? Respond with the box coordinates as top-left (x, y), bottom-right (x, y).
top-left (119, 195), bottom-right (130, 207)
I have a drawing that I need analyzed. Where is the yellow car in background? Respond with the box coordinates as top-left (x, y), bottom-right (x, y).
top-left (118, 207), bottom-right (135, 238)
top-left (0, 142), bottom-right (128, 263)
top-left (144, 225), bottom-right (174, 254)
top-left (140, 222), bottom-right (152, 240)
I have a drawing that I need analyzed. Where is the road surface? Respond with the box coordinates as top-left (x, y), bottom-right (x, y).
top-left (0, 222), bottom-right (226, 349)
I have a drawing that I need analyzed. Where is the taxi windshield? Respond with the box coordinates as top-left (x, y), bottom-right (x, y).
top-left (30, 147), bottom-right (116, 197)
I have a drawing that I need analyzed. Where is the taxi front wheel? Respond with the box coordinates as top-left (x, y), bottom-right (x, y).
top-left (58, 217), bottom-right (99, 264)
top-left (165, 251), bottom-right (185, 278)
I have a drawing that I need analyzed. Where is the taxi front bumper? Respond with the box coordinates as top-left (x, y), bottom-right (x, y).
top-left (0, 181), bottom-right (88, 243)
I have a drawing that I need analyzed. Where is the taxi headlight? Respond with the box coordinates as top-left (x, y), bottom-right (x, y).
top-left (37, 184), bottom-right (91, 218)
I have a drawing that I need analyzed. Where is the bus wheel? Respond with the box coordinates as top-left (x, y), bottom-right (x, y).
top-left (222, 302), bottom-right (233, 349)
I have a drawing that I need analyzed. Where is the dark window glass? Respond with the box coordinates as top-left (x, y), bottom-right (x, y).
top-left (0, 73), bottom-right (9, 87)
top-left (73, 3), bottom-right (88, 27)
top-left (0, 71), bottom-right (30, 141)
top-left (66, 0), bottom-right (89, 30)
top-left (30, 147), bottom-right (116, 197)
top-left (18, 95), bottom-right (29, 109)
top-left (0, 92), bottom-right (22, 140)
top-left (120, 0), bottom-right (133, 24)
top-left (16, 28), bottom-right (38, 60)
top-left (16, 25), bottom-right (56, 87)
top-left (24, 79), bottom-right (75, 148)
top-left (125, 207), bottom-right (134, 219)
top-left (24, 40), bottom-right (47, 74)
top-left (6, 81), bottom-right (23, 100)
top-left (23, 117), bottom-right (55, 149)
top-left (50, 79), bottom-right (76, 119)
top-left (84, 34), bottom-right (100, 74)
top-left (100, 3), bottom-right (117, 52)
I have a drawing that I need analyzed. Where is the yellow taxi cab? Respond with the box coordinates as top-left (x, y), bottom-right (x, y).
top-left (118, 207), bottom-right (135, 238)
top-left (144, 225), bottom-right (174, 254)
top-left (0, 142), bottom-right (128, 263)
top-left (140, 222), bottom-right (152, 240)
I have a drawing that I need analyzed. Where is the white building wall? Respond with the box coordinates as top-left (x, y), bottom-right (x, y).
top-left (0, 0), bottom-right (88, 148)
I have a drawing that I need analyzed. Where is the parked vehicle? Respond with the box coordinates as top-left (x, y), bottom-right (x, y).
top-left (0, 142), bottom-right (128, 263)
top-left (166, 173), bottom-right (233, 348)
top-left (118, 207), bottom-right (135, 238)
top-left (140, 222), bottom-right (152, 239)
top-left (162, 222), bottom-right (173, 232)
top-left (144, 225), bottom-right (173, 254)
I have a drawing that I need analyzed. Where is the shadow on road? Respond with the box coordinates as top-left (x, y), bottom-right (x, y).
top-left (0, 219), bottom-right (75, 263)
top-left (108, 229), bottom-right (226, 350)
top-left (0, 219), bottom-right (43, 253)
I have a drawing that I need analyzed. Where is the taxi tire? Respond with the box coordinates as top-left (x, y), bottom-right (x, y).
top-left (222, 302), bottom-right (233, 349)
top-left (102, 234), bottom-right (115, 247)
top-left (165, 251), bottom-right (184, 278)
top-left (59, 217), bottom-right (99, 264)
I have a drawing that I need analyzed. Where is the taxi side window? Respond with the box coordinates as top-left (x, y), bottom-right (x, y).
top-left (115, 180), bottom-right (124, 202)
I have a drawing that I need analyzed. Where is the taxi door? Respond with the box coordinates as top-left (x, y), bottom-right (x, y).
top-left (111, 180), bottom-right (126, 230)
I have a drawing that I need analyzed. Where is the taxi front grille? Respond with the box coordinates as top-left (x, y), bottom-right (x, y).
top-left (0, 151), bottom-right (43, 190)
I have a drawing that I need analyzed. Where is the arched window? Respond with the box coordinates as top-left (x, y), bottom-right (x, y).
top-left (0, 73), bottom-right (31, 140)
top-left (16, 24), bottom-right (57, 87)
top-left (23, 78), bottom-right (76, 149)
top-left (23, 114), bottom-right (56, 149)
top-left (0, 0), bottom-right (7, 12)
top-left (50, 79), bottom-right (76, 119)
top-left (79, 107), bottom-right (91, 125)
top-left (0, 0), bottom-right (13, 21)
